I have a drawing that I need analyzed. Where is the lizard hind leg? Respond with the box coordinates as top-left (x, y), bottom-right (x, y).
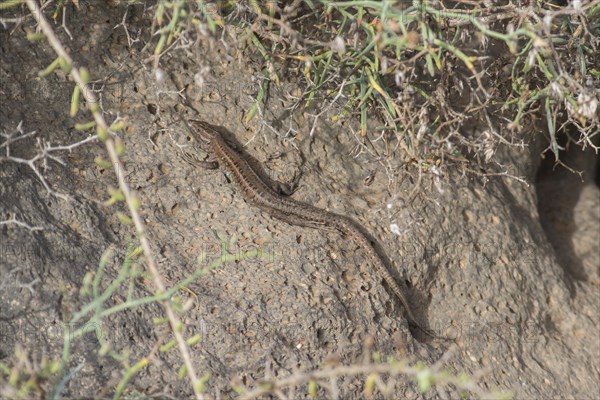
top-left (274, 169), bottom-right (303, 197)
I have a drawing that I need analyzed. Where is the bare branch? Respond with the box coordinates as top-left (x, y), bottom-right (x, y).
top-left (23, 2), bottom-right (204, 398)
top-left (0, 122), bottom-right (98, 201)
top-left (0, 213), bottom-right (44, 232)
top-left (0, 267), bottom-right (40, 295)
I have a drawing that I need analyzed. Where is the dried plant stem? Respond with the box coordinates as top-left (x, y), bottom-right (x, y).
top-left (23, 1), bottom-right (204, 398)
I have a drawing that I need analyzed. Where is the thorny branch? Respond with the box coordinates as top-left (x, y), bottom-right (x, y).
top-left (0, 121), bottom-right (97, 200)
top-left (23, 1), bottom-right (205, 398)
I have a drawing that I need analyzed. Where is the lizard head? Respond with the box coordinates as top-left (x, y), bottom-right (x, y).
top-left (188, 120), bottom-right (218, 144)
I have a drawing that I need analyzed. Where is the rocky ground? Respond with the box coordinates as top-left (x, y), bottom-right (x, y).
top-left (1, 2), bottom-right (598, 398)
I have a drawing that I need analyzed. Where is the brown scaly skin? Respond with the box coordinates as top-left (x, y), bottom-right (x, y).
top-left (185, 119), bottom-right (443, 340)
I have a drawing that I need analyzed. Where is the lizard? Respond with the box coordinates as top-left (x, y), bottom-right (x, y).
top-left (183, 119), bottom-right (440, 339)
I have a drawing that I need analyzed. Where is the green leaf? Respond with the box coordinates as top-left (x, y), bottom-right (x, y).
top-left (160, 339), bottom-right (177, 352)
top-left (0, 0), bottom-right (21, 10)
top-left (70, 85), bottom-right (81, 117)
top-left (74, 121), bottom-right (97, 131)
top-left (38, 57), bottom-right (62, 77)
top-left (116, 212), bottom-right (133, 225)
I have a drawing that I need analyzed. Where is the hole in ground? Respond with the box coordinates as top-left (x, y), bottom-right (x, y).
top-left (535, 136), bottom-right (599, 282)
